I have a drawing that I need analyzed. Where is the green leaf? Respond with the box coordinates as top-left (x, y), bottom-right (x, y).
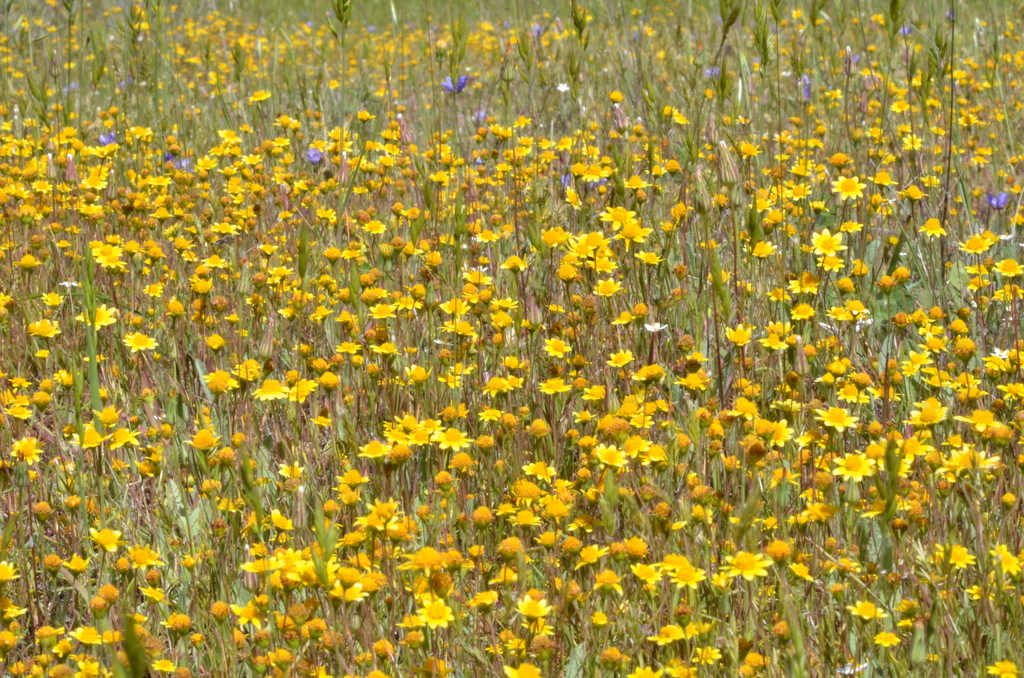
top-left (564, 642), bottom-right (585, 678)
top-left (121, 611), bottom-right (150, 678)
top-left (193, 357), bottom-right (213, 402)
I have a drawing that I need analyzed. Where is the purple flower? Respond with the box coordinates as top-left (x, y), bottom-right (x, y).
top-left (98, 132), bottom-right (116, 146)
top-left (474, 109), bottom-right (487, 124)
top-left (161, 151), bottom-right (191, 171)
top-left (988, 192), bottom-right (1010, 210)
top-left (531, 23), bottom-right (544, 39)
top-left (442, 75), bottom-right (470, 94)
top-left (306, 147), bottom-right (324, 165)
top-left (703, 66), bottom-right (721, 79)
top-left (799, 75), bottom-right (811, 101)
top-left (898, 25), bottom-right (913, 36)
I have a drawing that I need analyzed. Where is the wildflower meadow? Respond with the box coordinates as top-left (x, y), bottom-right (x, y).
top-left (1, 0), bottom-right (1023, 675)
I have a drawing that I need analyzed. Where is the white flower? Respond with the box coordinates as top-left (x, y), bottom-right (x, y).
top-left (556, 83), bottom-right (570, 93)
top-left (644, 322), bottom-right (668, 333)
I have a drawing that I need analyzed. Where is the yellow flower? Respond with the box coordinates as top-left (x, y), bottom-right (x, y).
top-left (64, 554), bottom-right (90, 574)
top-left (544, 338), bottom-right (571, 358)
top-left (248, 90), bottom-right (271, 104)
top-left (417, 598), bottom-right (455, 629)
top-left (905, 397), bottom-right (948, 427)
top-left (89, 528), bottom-right (124, 552)
top-left (187, 429), bottom-right (220, 451)
top-left (76, 304), bottom-right (118, 330)
top-left (359, 440), bottom-right (392, 459)
top-left (872, 169), bottom-right (897, 186)
top-left (996, 259), bottom-right (1024, 277)
top-left (988, 661), bottom-right (1019, 677)
top-left (539, 378), bottom-right (571, 395)
top-left (725, 325), bottom-right (752, 347)
top-left (594, 279), bottom-right (622, 296)
top-left (874, 631), bottom-right (900, 647)
top-left (504, 664), bottom-right (543, 678)
top-left (724, 551), bottom-right (772, 580)
top-left (831, 176), bottom-right (866, 200)
top-left (667, 558), bottom-right (706, 589)
top-left (279, 462), bottom-right (304, 480)
top-left (632, 364), bottom-right (665, 382)
top-left (815, 407), bottom-right (858, 432)
top-left (593, 568), bottom-right (623, 595)
top-left (899, 184), bottom-right (925, 200)
top-left (990, 545), bottom-right (1022, 576)
top-left (0, 562), bottom-right (20, 583)
top-left (919, 217), bottom-right (946, 237)
top-left (252, 379), bottom-right (288, 401)
top-left (960, 232), bottom-right (996, 255)
top-left (607, 350), bottom-right (634, 367)
top-left (516, 594), bottom-right (552, 620)
top-left (811, 228), bottom-right (846, 256)
top-left (789, 562), bottom-right (814, 581)
top-left (934, 544), bottom-right (976, 569)
top-left (692, 647), bottom-right (721, 665)
top-left (739, 142), bottom-right (760, 158)
top-left (628, 667), bottom-right (664, 678)
top-left (69, 626), bottom-right (102, 645)
top-left (846, 600), bottom-right (887, 620)
top-left (432, 428), bottom-right (473, 451)
top-left (647, 625), bottom-right (685, 645)
top-left (11, 437), bottom-right (43, 465)
top-left (204, 370), bottom-right (239, 394)
top-left (631, 563), bottom-right (662, 586)
top-left (593, 444), bottom-right (627, 469)
top-left (230, 602), bottom-right (262, 629)
top-left (566, 187), bottom-right (581, 209)
top-left (270, 510), bottom-right (293, 531)
top-left (28, 319), bottom-right (61, 338)
top-left (832, 453), bottom-right (876, 482)
top-left (128, 546), bottom-right (164, 569)
top-left (287, 379), bottom-right (318, 402)
top-left (952, 409), bottom-right (997, 432)
top-left (575, 545), bottom-right (609, 570)
top-left (468, 591), bottom-right (500, 611)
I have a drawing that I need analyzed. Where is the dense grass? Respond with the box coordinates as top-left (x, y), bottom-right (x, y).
top-left (0, 0), bottom-right (1023, 677)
